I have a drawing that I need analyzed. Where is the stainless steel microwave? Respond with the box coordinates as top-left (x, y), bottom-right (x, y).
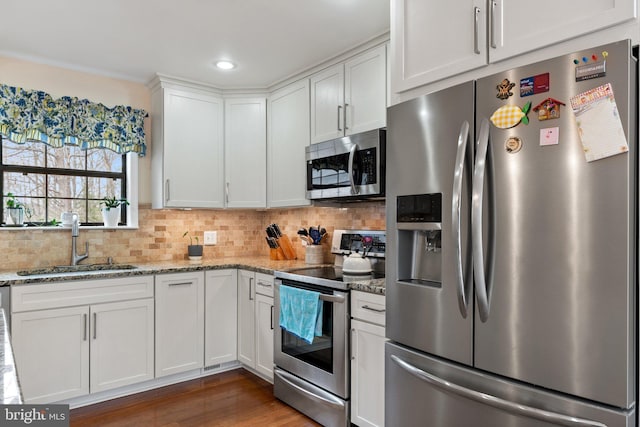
top-left (306, 129), bottom-right (385, 201)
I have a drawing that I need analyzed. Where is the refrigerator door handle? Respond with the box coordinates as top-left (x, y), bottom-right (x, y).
top-left (452, 120), bottom-right (471, 318)
top-left (473, 118), bottom-right (492, 322)
top-left (390, 355), bottom-right (606, 427)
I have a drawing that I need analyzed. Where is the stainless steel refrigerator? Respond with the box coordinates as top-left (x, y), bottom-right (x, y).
top-left (385, 40), bottom-right (637, 426)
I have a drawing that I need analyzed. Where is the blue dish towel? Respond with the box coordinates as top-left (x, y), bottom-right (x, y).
top-left (279, 285), bottom-right (323, 344)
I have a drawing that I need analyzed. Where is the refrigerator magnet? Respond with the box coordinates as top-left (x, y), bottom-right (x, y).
top-left (505, 136), bottom-right (523, 153)
top-left (532, 98), bottom-right (565, 121)
top-left (540, 127), bottom-right (559, 146)
top-left (520, 73), bottom-right (550, 97)
top-left (496, 79), bottom-right (516, 99)
top-left (490, 102), bottom-right (531, 129)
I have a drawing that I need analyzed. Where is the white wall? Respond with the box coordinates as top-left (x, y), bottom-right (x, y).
top-left (0, 56), bottom-right (153, 204)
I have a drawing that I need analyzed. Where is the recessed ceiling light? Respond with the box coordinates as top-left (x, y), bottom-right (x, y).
top-left (215, 60), bottom-right (235, 70)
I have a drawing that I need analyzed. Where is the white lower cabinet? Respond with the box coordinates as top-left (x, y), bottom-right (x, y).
top-left (205, 269), bottom-right (238, 366)
top-left (237, 270), bottom-right (256, 367)
top-left (11, 276), bottom-right (155, 403)
top-left (351, 291), bottom-right (387, 427)
top-left (237, 270), bottom-right (274, 381)
top-left (255, 292), bottom-right (274, 380)
top-left (89, 299), bottom-right (155, 393)
top-left (155, 271), bottom-right (205, 377)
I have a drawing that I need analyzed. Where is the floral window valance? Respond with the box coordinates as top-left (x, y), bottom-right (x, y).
top-left (0, 84), bottom-right (147, 156)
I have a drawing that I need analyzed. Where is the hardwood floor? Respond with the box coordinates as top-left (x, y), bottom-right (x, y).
top-left (70, 369), bottom-right (321, 427)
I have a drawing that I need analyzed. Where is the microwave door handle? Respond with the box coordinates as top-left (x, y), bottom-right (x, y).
top-left (452, 120), bottom-right (471, 318)
top-left (348, 143), bottom-right (358, 195)
top-left (390, 355), bottom-right (606, 427)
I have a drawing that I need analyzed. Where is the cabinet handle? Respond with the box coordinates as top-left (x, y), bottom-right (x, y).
top-left (337, 105), bottom-right (343, 131)
top-left (362, 304), bottom-right (386, 313)
top-left (226, 182), bottom-right (230, 204)
top-left (249, 278), bottom-right (254, 301)
top-left (93, 312), bottom-right (97, 340)
top-left (165, 179), bottom-right (170, 202)
top-left (344, 103), bottom-right (349, 131)
top-left (169, 281), bottom-right (193, 286)
top-left (351, 328), bottom-right (356, 360)
top-left (490, 0), bottom-right (497, 49)
top-left (257, 281), bottom-right (272, 288)
top-left (83, 313), bottom-right (87, 341)
top-left (473, 7), bottom-right (481, 54)
top-left (270, 305), bottom-right (274, 330)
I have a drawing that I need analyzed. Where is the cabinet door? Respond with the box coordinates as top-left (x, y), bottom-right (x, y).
top-left (225, 98), bottom-right (267, 208)
top-left (163, 88), bottom-right (224, 208)
top-left (155, 272), bottom-right (205, 377)
top-left (391, 0), bottom-right (486, 92)
top-left (90, 299), bottom-right (154, 393)
top-left (345, 45), bottom-right (387, 135)
top-left (237, 270), bottom-right (256, 367)
top-left (12, 306), bottom-right (90, 403)
top-left (351, 319), bottom-right (387, 427)
top-left (205, 269), bottom-right (238, 366)
top-left (491, 0), bottom-right (636, 63)
top-left (267, 80), bottom-right (311, 207)
top-left (310, 64), bottom-right (345, 143)
top-left (255, 293), bottom-right (275, 381)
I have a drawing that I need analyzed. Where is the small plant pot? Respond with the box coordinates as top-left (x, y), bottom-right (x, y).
top-left (188, 245), bottom-right (203, 257)
top-left (101, 206), bottom-right (120, 227)
top-left (7, 207), bottom-right (24, 225)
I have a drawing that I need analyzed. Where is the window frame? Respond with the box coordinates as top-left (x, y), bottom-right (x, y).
top-left (1, 141), bottom-right (139, 229)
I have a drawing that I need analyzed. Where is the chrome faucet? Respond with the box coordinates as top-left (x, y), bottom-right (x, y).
top-left (71, 217), bottom-right (89, 265)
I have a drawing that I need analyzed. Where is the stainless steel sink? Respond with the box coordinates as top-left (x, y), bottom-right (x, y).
top-left (17, 263), bottom-right (138, 276)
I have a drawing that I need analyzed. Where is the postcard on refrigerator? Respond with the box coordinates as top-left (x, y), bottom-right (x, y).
top-left (569, 83), bottom-right (628, 162)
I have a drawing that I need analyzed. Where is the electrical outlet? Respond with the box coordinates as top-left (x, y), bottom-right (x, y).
top-left (204, 231), bottom-right (217, 245)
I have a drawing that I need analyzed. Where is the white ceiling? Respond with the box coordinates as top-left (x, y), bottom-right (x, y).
top-left (0, 0), bottom-right (390, 89)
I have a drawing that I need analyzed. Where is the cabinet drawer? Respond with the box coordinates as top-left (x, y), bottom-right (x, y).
top-left (351, 291), bottom-right (385, 326)
top-left (12, 276), bottom-right (154, 312)
top-left (255, 272), bottom-right (274, 297)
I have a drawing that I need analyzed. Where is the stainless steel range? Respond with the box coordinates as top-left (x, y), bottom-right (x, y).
top-left (273, 229), bottom-right (385, 427)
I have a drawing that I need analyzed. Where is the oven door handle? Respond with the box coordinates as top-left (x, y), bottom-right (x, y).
top-left (275, 368), bottom-right (346, 410)
top-left (319, 294), bottom-right (345, 304)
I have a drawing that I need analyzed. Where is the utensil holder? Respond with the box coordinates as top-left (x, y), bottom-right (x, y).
top-left (305, 245), bottom-right (324, 264)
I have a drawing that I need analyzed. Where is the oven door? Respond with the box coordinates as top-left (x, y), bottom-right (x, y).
top-left (274, 279), bottom-right (349, 399)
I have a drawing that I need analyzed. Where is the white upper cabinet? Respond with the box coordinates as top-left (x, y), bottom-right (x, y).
top-left (310, 64), bottom-right (345, 143)
top-left (345, 45), bottom-right (388, 135)
top-left (391, 0), bottom-right (486, 92)
top-left (267, 79), bottom-right (311, 208)
top-left (311, 44), bottom-right (387, 143)
top-left (391, 0), bottom-right (636, 92)
top-left (492, 0), bottom-right (637, 62)
top-left (224, 98), bottom-right (267, 208)
top-left (151, 82), bottom-right (225, 208)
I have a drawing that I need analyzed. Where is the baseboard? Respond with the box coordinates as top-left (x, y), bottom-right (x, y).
top-left (62, 361), bottom-right (241, 409)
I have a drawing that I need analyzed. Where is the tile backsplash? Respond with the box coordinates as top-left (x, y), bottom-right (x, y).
top-left (1, 202), bottom-right (386, 271)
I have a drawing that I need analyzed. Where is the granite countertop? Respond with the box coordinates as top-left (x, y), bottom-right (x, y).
top-left (0, 309), bottom-right (22, 404)
top-left (0, 256), bottom-right (385, 295)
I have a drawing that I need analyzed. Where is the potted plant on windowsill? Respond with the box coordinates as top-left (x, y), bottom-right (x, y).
top-left (100, 196), bottom-right (129, 227)
top-left (4, 192), bottom-right (27, 226)
top-left (183, 231), bottom-right (203, 261)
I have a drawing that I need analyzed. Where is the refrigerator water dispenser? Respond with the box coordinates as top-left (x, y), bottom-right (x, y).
top-left (396, 194), bottom-right (443, 286)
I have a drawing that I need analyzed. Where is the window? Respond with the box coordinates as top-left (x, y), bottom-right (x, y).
top-left (1, 138), bottom-right (129, 226)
